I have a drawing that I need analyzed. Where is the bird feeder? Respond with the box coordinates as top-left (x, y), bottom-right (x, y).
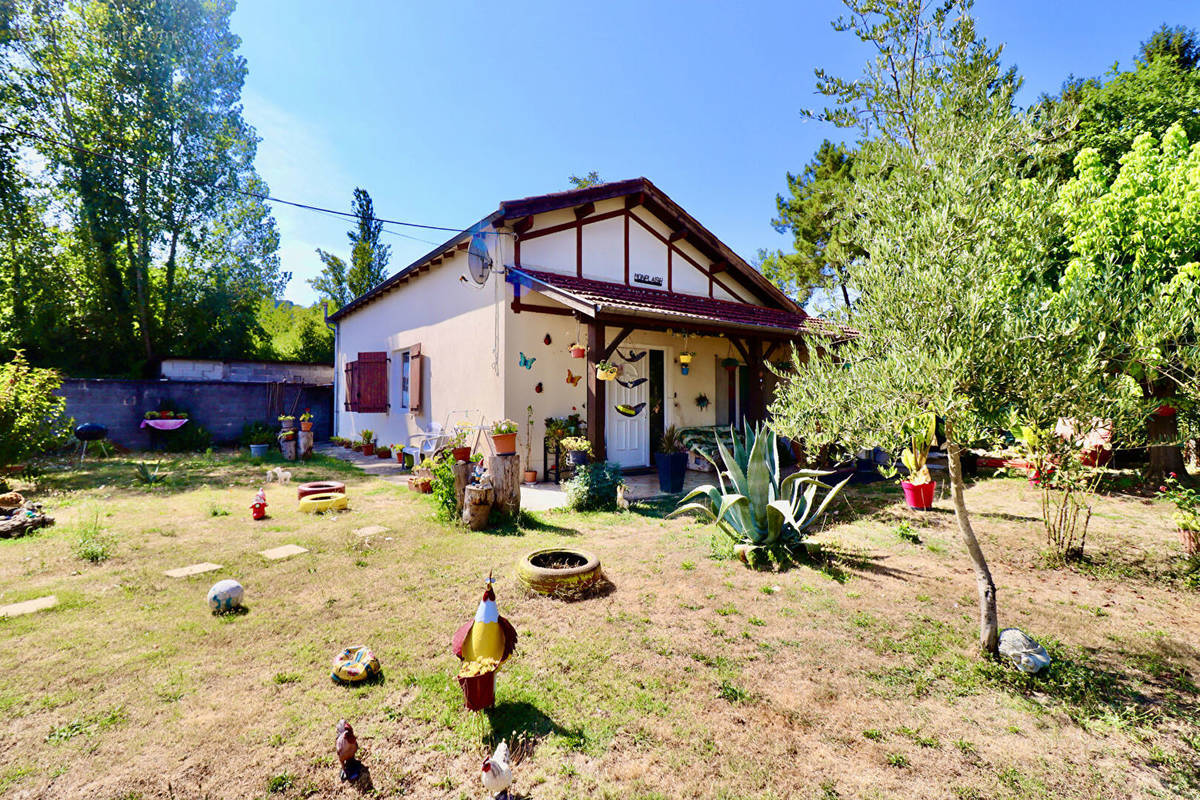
top-left (451, 574), bottom-right (517, 711)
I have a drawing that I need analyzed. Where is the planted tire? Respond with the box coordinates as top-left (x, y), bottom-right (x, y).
top-left (297, 481), bottom-right (346, 500)
top-left (516, 548), bottom-right (603, 596)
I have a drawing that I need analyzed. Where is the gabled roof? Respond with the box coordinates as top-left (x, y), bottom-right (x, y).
top-left (511, 268), bottom-right (850, 339)
top-left (329, 178), bottom-right (800, 322)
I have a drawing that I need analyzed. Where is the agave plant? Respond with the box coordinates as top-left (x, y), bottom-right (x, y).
top-left (669, 422), bottom-right (850, 559)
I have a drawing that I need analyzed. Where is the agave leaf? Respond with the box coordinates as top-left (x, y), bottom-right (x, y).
top-left (768, 499), bottom-right (801, 539)
top-left (668, 502), bottom-right (717, 521)
top-left (746, 429), bottom-right (770, 534)
top-left (676, 484), bottom-right (719, 507)
top-left (800, 472), bottom-right (853, 532)
top-left (714, 493), bottom-right (750, 526)
top-left (716, 434), bottom-right (747, 497)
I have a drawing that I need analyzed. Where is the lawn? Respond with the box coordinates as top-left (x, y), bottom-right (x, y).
top-left (1, 452), bottom-right (1198, 799)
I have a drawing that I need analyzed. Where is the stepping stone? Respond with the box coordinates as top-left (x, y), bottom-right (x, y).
top-left (164, 562), bottom-right (222, 578)
top-left (0, 595), bottom-right (58, 617)
top-left (260, 544), bottom-right (308, 561)
top-left (354, 525), bottom-right (388, 538)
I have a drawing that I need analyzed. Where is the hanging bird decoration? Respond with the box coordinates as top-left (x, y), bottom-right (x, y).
top-left (518, 352), bottom-right (535, 369)
top-left (565, 369), bottom-right (582, 386)
top-left (452, 573), bottom-right (517, 711)
top-left (616, 377), bottom-right (647, 389)
top-left (619, 349), bottom-right (646, 363)
top-left (543, 333), bottom-right (552, 346)
top-left (615, 402), bottom-right (647, 418)
top-left (335, 719), bottom-right (363, 782)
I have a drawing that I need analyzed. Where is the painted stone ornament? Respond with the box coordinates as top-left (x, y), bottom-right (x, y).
top-left (997, 628), bottom-right (1051, 674)
top-left (207, 578), bottom-right (244, 613)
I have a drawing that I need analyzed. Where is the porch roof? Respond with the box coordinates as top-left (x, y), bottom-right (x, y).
top-left (511, 268), bottom-right (849, 339)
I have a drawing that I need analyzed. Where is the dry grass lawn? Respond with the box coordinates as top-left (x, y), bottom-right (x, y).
top-left (1, 452), bottom-right (1198, 799)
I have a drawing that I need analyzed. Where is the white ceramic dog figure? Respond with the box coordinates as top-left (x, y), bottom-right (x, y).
top-left (265, 467), bottom-right (292, 484)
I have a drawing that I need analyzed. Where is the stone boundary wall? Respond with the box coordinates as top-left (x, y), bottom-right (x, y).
top-left (160, 358), bottom-right (333, 385)
top-left (58, 379), bottom-right (333, 448)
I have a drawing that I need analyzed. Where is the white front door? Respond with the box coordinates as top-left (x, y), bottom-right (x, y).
top-left (606, 350), bottom-right (650, 468)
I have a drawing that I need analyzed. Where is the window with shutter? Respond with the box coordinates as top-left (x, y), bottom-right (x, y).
top-left (344, 361), bottom-right (359, 411)
top-left (408, 344), bottom-right (422, 413)
top-left (356, 351), bottom-right (389, 413)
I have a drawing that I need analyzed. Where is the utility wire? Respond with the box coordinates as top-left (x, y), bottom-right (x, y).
top-left (0, 121), bottom-right (508, 237)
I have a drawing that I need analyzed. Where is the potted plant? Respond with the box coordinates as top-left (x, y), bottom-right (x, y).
top-left (176, 411), bottom-right (188, 420)
top-left (523, 405), bottom-right (538, 483)
top-left (678, 351), bottom-right (695, 365)
top-left (595, 361), bottom-right (618, 381)
top-left (695, 392), bottom-right (710, 410)
top-left (449, 426), bottom-right (472, 462)
top-left (561, 436), bottom-right (592, 467)
top-left (656, 425), bottom-right (688, 493)
top-left (246, 426), bottom-right (273, 458)
top-left (278, 415), bottom-right (296, 430)
top-left (160, 410), bottom-right (175, 419)
top-left (376, 444), bottom-right (392, 459)
top-left (491, 420), bottom-right (518, 456)
top-left (899, 413), bottom-right (937, 510)
top-left (721, 357), bottom-right (739, 372)
top-left (1159, 473), bottom-right (1199, 555)
top-left (569, 342), bottom-right (586, 358)
top-left (299, 409), bottom-right (314, 431)
top-left (144, 411), bottom-right (160, 420)
top-left (360, 429), bottom-right (375, 456)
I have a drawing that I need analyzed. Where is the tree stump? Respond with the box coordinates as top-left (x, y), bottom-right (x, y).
top-left (298, 431), bottom-right (314, 460)
top-left (280, 438), bottom-right (298, 461)
top-left (488, 454), bottom-right (521, 518)
top-left (452, 462), bottom-right (471, 514)
top-left (462, 485), bottom-right (493, 531)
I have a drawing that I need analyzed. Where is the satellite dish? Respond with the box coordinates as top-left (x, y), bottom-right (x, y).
top-left (467, 233), bottom-right (492, 285)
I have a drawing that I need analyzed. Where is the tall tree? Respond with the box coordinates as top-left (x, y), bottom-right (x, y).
top-left (308, 187), bottom-right (390, 305)
top-left (772, 0), bottom-right (1071, 657)
top-left (760, 140), bottom-right (861, 310)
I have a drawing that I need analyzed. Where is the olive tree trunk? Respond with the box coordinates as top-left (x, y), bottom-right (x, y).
top-left (946, 439), bottom-right (999, 657)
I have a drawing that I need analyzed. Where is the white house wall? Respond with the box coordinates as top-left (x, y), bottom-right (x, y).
top-left (335, 241), bottom-right (507, 450)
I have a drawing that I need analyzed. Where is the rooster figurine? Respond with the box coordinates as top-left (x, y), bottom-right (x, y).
top-left (481, 740), bottom-right (513, 799)
top-left (335, 719), bottom-right (362, 782)
top-left (451, 573), bottom-right (517, 710)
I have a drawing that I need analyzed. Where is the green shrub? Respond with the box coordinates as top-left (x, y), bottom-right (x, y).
top-left (0, 350), bottom-right (73, 469)
top-left (163, 422), bottom-right (212, 453)
top-left (563, 461), bottom-right (624, 511)
top-left (430, 450), bottom-right (458, 522)
top-left (240, 422), bottom-right (275, 446)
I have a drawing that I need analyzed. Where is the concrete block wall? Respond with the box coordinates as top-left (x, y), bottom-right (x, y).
top-left (58, 379), bottom-right (333, 448)
top-left (160, 359), bottom-right (334, 385)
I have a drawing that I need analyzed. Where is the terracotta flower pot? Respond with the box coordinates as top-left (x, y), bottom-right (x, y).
top-left (377, 450), bottom-right (390, 459)
top-left (452, 446), bottom-right (472, 462)
top-left (901, 480), bottom-right (936, 510)
top-left (570, 346), bottom-right (586, 358)
top-left (523, 469), bottom-right (538, 483)
top-left (396, 450), bottom-right (406, 464)
top-left (300, 421), bottom-right (313, 431)
top-left (362, 443), bottom-right (375, 456)
top-left (492, 432), bottom-right (517, 455)
top-left (1179, 526), bottom-right (1200, 556)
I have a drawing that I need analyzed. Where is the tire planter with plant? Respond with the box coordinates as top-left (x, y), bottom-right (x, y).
top-left (297, 481), bottom-right (346, 500)
top-left (299, 492), bottom-right (350, 513)
top-left (516, 548), bottom-right (603, 597)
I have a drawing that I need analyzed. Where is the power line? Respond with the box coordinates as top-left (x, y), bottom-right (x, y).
top-left (0, 121), bottom-right (505, 237)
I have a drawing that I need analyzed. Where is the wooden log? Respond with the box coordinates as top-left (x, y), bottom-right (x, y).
top-left (462, 485), bottom-right (493, 531)
top-left (452, 462), bottom-right (471, 514)
top-left (298, 431), bottom-right (314, 459)
top-left (0, 504), bottom-right (54, 539)
top-left (280, 438), bottom-right (298, 461)
top-left (488, 454), bottom-right (521, 518)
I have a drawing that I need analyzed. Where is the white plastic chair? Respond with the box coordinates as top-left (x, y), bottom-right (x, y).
top-left (401, 422), bottom-right (447, 468)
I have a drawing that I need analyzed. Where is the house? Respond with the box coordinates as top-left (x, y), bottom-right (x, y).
top-left (328, 178), bottom-right (845, 473)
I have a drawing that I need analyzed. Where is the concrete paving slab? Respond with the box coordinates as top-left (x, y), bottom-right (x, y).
top-left (260, 544), bottom-right (308, 560)
top-left (0, 595), bottom-right (58, 617)
top-left (164, 562), bottom-right (222, 578)
top-left (354, 525), bottom-right (388, 538)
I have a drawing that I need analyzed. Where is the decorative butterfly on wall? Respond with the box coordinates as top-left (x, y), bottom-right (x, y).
top-left (518, 352), bottom-right (536, 369)
top-left (565, 369), bottom-right (582, 386)
top-left (616, 377), bottom-right (647, 389)
top-left (619, 350), bottom-right (646, 363)
top-left (615, 402), bottom-right (647, 418)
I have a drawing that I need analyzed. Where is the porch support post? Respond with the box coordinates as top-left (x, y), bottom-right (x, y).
top-left (587, 320), bottom-right (607, 461)
top-left (746, 338), bottom-right (766, 425)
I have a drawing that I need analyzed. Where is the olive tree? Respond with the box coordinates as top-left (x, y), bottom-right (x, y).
top-left (771, 0), bottom-right (1074, 656)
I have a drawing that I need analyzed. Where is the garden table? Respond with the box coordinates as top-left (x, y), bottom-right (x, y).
top-left (139, 418), bottom-right (188, 450)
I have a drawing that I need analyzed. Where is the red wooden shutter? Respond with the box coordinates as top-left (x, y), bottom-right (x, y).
top-left (357, 351), bottom-right (389, 413)
top-left (344, 361), bottom-right (359, 411)
top-left (408, 343), bottom-right (423, 413)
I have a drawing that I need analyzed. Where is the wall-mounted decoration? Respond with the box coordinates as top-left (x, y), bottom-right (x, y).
top-left (619, 350), bottom-right (646, 363)
top-left (615, 402), bottom-right (646, 418)
top-left (565, 369), bottom-right (582, 386)
top-left (633, 272), bottom-right (663, 287)
top-left (695, 392), bottom-right (710, 410)
top-left (616, 377), bottom-right (646, 389)
top-left (544, 333), bottom-right (552, 346)
top-left (518, 352), bottom-right (536, 369)
top-left (535, 382), bottom-right (543, 393)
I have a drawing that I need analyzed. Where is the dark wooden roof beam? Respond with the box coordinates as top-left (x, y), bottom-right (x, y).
top-left (625, 192), bottom-right (645, 210)
top-left (512, 216), bottom-right (535, 235)
top-left (574, 201), bottom-right (595, 220)
top-left (710, 259), bottom-right (728, 274)
top-left (668, 229), bottom-right (687, 243)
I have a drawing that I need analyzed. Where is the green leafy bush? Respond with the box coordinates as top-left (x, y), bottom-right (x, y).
top-left (0, 350), bottom-right (73, 469)
top-left (73, 513), bottom-right (112, 563)
top-left (430, 450), bottom-right (458, 522)
top-left (563, 461), bottom-right (624, 511)
top-left (162, 422), bottom-right (212, 453)
top-left (241, 422), bottom-right (275, 446)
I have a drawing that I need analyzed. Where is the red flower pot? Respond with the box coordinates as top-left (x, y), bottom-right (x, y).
top-left (362, 443), bottom-right (375, 456)
top-left (901, 480), bottom-right (936, 510)
top-left (452, 446), bottom-right (472, 462)
top-left (570, 346), bottom-right (586, 358)
top-left (300, 421), bottom-right (313, 431)
top-left (492, 432), bottom-right (517, 455)
top-left (458, 670), bottom-right (496, 710)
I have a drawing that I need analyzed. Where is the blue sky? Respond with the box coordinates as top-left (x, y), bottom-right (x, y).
top-left (231, 0), bottom-right (1198, 306)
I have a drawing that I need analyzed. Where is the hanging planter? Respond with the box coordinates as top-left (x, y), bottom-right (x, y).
top-left (595, 361), bottom-right (618, 381)
top-left (721, 357), bottom-right (739, 372)
top-left (569, 343), bottom-right (586, 359)
top-left (679, 351), bottom-right (694, 366)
